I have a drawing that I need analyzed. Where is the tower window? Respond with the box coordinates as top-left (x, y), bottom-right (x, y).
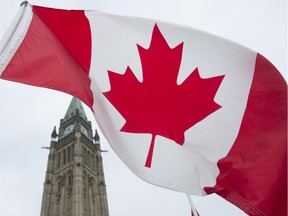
top-left (68, 175), bottom-right (73, 186)
top-left (63, 150), bottom-right (66, 165)
top-left (58, 181), bottom-right (61, 191)
top-left (58, 152), bottom-right (61, 168)
top-left (67, 147), bottom-right (70, 162)
top-left (92, 155), bottom-right (95, 170)
top-left (87, 151), bottom-right (90, 167)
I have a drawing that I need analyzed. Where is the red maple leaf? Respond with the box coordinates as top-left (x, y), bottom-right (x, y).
top-left (104, 24), bottom-right (224, 168)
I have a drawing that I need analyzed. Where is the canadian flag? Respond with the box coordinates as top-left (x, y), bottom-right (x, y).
top-left (0, 3), bottom-right (286, 216)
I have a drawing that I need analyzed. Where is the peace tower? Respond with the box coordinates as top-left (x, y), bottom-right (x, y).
top-left (40, 97), bottom-right (109, 216)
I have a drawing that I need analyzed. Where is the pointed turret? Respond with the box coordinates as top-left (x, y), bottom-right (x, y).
top-left (94, 129), bottom-right (100, 143)
top-left (63, 97), bottom-right (88, 122)
top-left (51, 126), bottom-right (58, 139)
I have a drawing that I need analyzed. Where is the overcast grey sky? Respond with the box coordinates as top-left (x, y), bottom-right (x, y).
top-left (0, 0), bottom-right (286, 216)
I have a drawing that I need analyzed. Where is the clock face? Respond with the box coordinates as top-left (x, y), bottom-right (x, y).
top-left (80, 125), bottom-right (88, 137)
top-left (64, 124), bottom-right (75, 136)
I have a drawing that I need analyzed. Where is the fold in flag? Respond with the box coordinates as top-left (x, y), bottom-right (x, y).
top-left (0, 3), bottom-right (286, 216)
top-left (192, 210), bottom-right (200, 216)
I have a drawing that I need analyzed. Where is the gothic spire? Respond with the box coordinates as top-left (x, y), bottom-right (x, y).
top-left (63, 97), bottom-right (88, 122)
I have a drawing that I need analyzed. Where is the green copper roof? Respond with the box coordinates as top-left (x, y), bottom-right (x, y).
top-left (64, 97), bottom-right (88, 121)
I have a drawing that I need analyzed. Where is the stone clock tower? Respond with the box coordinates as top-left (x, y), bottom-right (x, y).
top-left (40, 97), bottom-right (109, 216)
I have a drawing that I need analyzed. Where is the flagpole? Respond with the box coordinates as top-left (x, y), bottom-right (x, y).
top-left (186, 194), bottom-right (199, 216)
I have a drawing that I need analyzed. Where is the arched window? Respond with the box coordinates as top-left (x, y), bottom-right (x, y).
top-left (58, 181), bottom-right (61, 191)
top-left (87, 151), bottom-right (90, 167)
top-left (58, 152), bottom-right (61, 168)
top-left (84, 148), bottom-right (87, 165)
top-left (71, 144), bottom-right (74, 158)
top-left (82, 146), bottom-right (85, 164)
top-left (92, 155), bottom-right (95, 170)
top-left (67, 147), bottom-right (70, 162)
top-left (68, 175), bottom-right (73, 186)
top-left (63, 149), bottom-right (66, 165)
